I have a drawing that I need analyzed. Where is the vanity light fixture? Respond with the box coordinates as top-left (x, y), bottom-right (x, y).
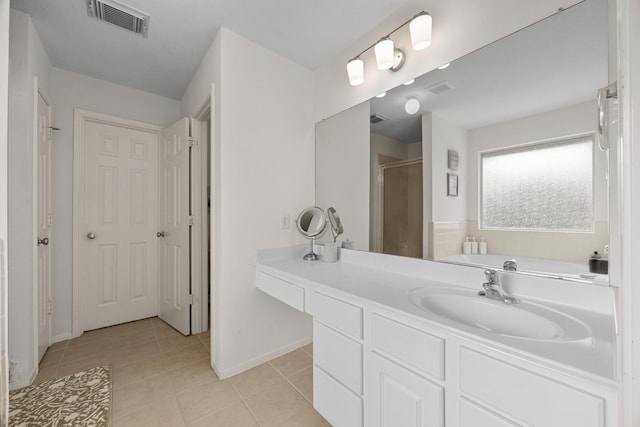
top-left (405, 97), bottom-right (420, 115)
top-left (346, 57), bottom-right (364, 86)
top-left (346, 11), bottom-right (432, 86)
top-left (409, 11), bottom-right (432, 50)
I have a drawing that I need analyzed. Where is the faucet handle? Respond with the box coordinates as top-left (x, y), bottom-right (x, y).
top-left (484, 269), bottom-right (498, 284)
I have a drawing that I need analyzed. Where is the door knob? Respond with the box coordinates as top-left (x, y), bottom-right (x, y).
top-left (156, 231), bottom-right (165, 238)
top-left (37, 237), bottom-right (49, 246)
top-left (87, 232), bottom-right (96, 240)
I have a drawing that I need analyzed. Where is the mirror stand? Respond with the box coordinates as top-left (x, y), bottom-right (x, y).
top-left (303, 239), bottom-right (320, 261)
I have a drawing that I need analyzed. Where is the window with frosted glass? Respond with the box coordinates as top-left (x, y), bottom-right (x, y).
top-left (481, 136), bottom-right (593, 231)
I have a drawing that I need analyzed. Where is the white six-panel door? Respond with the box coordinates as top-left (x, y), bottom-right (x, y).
top-left (158, 118), bottom-right (191, 335)
top-left (36, 88), bottom-right (52, 361)
top-left (81, 117), bottom-right (159, 331)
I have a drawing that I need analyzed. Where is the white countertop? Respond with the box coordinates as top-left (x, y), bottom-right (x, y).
top-left (257, 245), bottom-right (618, 383)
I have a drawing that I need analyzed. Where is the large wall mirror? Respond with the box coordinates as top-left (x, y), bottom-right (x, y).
top-left (315, 0), bottom-right (610, 283)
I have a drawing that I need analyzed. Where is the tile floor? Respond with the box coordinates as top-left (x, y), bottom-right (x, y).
top-left (35, 317), bottom-right (330, 426)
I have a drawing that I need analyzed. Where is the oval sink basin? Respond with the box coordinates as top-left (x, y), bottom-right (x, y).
top-left (408, 288), bottom-right (591, 341)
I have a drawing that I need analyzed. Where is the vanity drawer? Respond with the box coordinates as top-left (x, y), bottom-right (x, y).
top-left (371, 313), bottom-right (444, 380)
top-left (459, 347), bottom-right (605, 427)
top-left (314, 366), bottom-right (363, 427)
top-left (314, 320), bottom-right (363, 394)
top-left (307, 291), bottom-right (363, 339)
top-left (256, 271), bottom-right (304, 312)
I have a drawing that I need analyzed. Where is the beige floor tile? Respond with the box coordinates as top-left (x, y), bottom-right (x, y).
top-left (113, 397), bottom-right (186, 427)
top-left (301, 343), bottom-right (313, 356)
top-left (57, 355), bottom-right (113, 377)
top-left (68, 328), bottom-right (114, 347)
top-left (112, 372), bottom-right (176, 418)
top-left (112, 354), bottom-right (166, 389)
top-left (229, 362), bottom-right (287, 398)
top-left (48, 339), bottom-right (69, 352)
top-left (243, 380), bottom-right (312, 427)
top-left (111, 329), bottom-right (158, 347)
top-left (189, 400), bottom-right (259, 427)
top-left (32, 364), bottom-right (59, 384)
top-left (111, 341), bottom-right (161, 367)
top-left (163, 342), bottom-right (208, 371)
top-left (287, 366), bottom-right (313, 403)
top-left (110, 318), bottom-right (154, 336)
top-left (151, 319), bottom-right (182, 338)
top-left (158, 333), bottom-right (201, 353)
top-left (278, 402), bottom-right (331, 427)
top-left (176, 379), bottom-right (240, 425)
top-left (269, 349), bottom-right (312, 379)
top-left (62, 340), bottom-right (114, 363)
top-left (39, 348), bottom-right (65, 368)
top-left (167, 358), bottom-right (219, 393)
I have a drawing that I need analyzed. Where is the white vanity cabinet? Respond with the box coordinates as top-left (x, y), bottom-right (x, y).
top-left (307, 290), bottom-right (364, 427)
top-left (369, 313), bottom-right (446, 427)
top-left (456, 345), bottom-right (617, 427)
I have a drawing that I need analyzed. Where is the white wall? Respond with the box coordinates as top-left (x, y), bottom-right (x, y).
top-left (50, 68), bottom-right (181, 338)
top-left (313, 0), bottom-right (582, 122)
top-left (0, 0), bottom-right (10, 420)
top-left (182, 27), bottom-right (315, 377)
top-left (430, 114), bottom-right (467, 222)
top-left (316, 101), bottom-right (370, 250)
top-left (7, 9), bottom-right (51, 387)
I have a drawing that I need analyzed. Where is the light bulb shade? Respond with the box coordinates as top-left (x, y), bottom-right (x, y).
top-left (410, 12), bottom-right (432, 50)
top-left (346, 58), bottom-right (364, 86)
top-left (374, 38), bottom-right (395, 70)
top-left (405, 98), bottom-right (420, 115)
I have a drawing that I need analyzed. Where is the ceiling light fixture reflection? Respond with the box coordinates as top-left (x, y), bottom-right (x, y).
top-left (404, 79), bottom-right (415, 85)
top-left (405, 98), bottom-right (420, 115)
top-left (345, 10), bottom-right (432, 85)
top-left (376, 92), bottom-right (387, 98)
top-left (438, 63), bottom-right (451, 69)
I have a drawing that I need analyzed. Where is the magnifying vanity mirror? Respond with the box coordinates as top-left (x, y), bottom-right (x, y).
top-left (315, 0), bottom-right (610, 283)
top-left (296, 206), bottom-right (328, 261)
top-left (327, 207), bottom-right (344, 242)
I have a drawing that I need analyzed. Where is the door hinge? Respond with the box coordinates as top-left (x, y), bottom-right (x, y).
top-left (187, 138), bottom-right (198, 148)
top-left (187, 215), bottom-right (195, 226)
top-left (187, 294), bottom-right (194, 305)
top-left (47, 302), bottom-right (53, 315)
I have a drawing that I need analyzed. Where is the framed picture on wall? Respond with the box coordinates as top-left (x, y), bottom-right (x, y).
top-left (448, 149), bottom-right (459, 170)
top-left (447, 173), bottom-right (458, 197)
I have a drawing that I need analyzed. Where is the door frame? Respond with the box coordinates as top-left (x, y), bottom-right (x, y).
top-left (32, 77), bottom-right (52, 363)
top-left (191, 96), bottom-right (211, 334)
top-left (71, 109), bottom-right (162, 337)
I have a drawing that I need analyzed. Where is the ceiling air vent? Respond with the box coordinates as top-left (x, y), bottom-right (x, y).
top-left (87, 0), bottom-right (150, 38)
top-left (370, 113), bottom-right (389, 124)
top-left (425, 80), bottom-right (456, 95)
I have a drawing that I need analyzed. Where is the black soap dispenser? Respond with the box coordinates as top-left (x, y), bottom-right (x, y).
top-left (589, 251), bottom-right (608, 274)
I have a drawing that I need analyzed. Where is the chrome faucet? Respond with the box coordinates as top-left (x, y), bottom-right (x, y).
top-left (478, 269), bottom-right (519, 304)
top-left (503, 259), bottom-right (517, 271)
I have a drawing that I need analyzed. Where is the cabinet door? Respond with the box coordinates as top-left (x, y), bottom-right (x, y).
top-left (459, 398), bottom-right (522, 427)
top-left (370, 353), bottom-right (444, 427)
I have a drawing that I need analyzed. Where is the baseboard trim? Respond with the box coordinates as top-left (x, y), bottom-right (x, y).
top-left (212, 336), bottom-right (312, 380)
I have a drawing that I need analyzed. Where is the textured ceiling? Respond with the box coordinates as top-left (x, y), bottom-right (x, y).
top-left (11, 0), bottom-right (410, 100)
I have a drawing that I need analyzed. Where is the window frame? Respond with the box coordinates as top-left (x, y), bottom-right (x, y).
top-left (478, 133), bottom-right (596, 233)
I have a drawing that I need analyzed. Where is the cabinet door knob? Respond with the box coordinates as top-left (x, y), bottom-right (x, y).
top-left (87, 233), bottom-right (96, 240)
top-left (37, 237), bottom-right (49, 246)
top-left (156, 231), bottom-right (165, 238)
